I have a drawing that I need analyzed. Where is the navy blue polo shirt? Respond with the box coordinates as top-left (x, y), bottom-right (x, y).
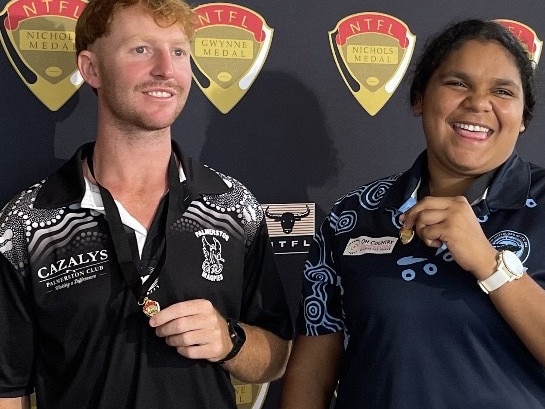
top-left (0, 142), bottom-right (292, 409)
top-left (298, 151), bottom-right (545, 409)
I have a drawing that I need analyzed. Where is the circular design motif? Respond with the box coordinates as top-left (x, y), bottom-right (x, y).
top-left (305, 266), bottom-right (336, 284)
top-left (526, 198), bottom-right (537, 208)
top-left (304, 297), bottom-right (326, 325)
top-left (359, 179), bottom-right (393, 210)
top-left (423, 263), bottom-right (437, 276)
top-left (335, 211), bottom-right (357, 235)
top-left (402, 269), bottom-right (416, 281)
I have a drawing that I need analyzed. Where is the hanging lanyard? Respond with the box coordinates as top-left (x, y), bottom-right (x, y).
top-left (87, 150), bottom-right (180, 317)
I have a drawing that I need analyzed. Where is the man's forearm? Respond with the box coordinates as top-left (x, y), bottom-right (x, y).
top-left (221, 325), bottom-right (292, 383)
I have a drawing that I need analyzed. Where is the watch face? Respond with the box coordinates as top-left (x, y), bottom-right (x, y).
top-left (232, 320), bottom-right (246, 343)
top-left (219, 320), bottom-right (246, 364)
top-left (502, 250), bottom-right (524, 275)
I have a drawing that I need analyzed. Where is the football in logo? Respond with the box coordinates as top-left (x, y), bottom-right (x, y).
top-left (0, 0), bottom-right (86, 111)
top-left (329, 12), bottom-right (415, 116)
top-left (191, 3), bottom-right (273, 114)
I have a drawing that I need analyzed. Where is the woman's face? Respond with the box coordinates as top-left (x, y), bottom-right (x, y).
top-left (413, 39), bottom-right (526, 181)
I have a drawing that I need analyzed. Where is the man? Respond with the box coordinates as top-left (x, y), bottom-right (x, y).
top-left (0, 0), bottom-right (292, 408)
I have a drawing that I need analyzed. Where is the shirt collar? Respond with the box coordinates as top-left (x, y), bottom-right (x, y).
top-left (382, 150), bottom-right (531, 215)
top-left (34, 141), bottom-right (231, 209)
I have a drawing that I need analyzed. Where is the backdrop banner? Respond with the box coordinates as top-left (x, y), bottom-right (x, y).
top-left (2, 1), bottom-right (545, 408)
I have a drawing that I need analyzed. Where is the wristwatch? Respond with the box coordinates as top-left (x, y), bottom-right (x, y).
top-left (478, 250), bottom-right (526, 294)
top-left (218, 318), bottom-right (246, 364)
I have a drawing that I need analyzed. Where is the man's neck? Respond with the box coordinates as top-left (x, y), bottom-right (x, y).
top-left (91, 132), bottom-right (173, 188)
top-left (86, 132), bottom-right (175, 229)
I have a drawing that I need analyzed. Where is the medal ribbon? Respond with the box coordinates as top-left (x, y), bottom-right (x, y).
top-left (86, 148), bottom-right (180, 313)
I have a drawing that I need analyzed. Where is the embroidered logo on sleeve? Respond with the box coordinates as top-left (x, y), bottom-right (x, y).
top-left (343, 235), bottom-right (398, 255)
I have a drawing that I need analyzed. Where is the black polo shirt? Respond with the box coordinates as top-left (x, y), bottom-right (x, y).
top-left (298, 151), bottom-right (545, 409)
top-left (0, 142), bottom-right (292, 409)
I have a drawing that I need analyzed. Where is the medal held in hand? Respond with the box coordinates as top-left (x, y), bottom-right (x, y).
top-left (399, 227), bottom-right (414, 245)
top-left (141, 297), bottom-right (161, 317)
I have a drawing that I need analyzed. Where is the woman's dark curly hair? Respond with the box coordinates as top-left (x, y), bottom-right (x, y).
top-left (410, 19), bottom-right (536, 128)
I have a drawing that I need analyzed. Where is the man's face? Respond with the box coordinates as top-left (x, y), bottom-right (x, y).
top-left (84, 5), bottom-right (192, 133)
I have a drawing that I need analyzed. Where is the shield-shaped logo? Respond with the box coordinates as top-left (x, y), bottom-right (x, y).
top-left (0, 0), bottom-right (86, 111)
top-left (329, 12), bottom-right (415, 116)
top-left (191, 3), bottom-right (273, 114)
top-left (495, 19), bottom-right (542, 66)
top-left (232, 376), bottom-right (269, 409)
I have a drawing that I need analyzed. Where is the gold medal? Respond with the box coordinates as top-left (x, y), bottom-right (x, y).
top-left (141, 297), bottom-right (160, 317)
top-left (399, 227), bottom-right (414, 245)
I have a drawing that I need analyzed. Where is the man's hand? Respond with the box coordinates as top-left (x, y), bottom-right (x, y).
top-left (149, 299), bottom-right (232, 362)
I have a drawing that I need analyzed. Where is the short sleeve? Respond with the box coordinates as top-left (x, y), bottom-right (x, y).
top-left (296, 212), bottom-right (345, 336)
top-left (240, 219), bottom-right (293, 340)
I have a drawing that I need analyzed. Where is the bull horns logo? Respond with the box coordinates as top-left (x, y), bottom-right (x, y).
top-left (265, 205), bottom-right (310, 234)
top-left (262, 203), bottom-right (316, 255)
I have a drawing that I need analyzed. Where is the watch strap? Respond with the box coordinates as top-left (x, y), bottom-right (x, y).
top-left (218, 319), bottom-right (246, 364)
top-left (478, 250), bottom-right (525, 294)
top-left (478, 268), bottom-right (511, 294)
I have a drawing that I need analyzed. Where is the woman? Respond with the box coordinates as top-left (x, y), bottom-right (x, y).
top-left (280, 19), bottom-right (545, 409)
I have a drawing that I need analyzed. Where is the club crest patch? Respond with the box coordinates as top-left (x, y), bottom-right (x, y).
top-left (196, 229), bottom-right (229, 281)
top-left (489, 230), bottom-right (530, 263)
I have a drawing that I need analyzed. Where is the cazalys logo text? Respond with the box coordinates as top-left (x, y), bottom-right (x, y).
top-left (38, 250), bottom-right (109, 289)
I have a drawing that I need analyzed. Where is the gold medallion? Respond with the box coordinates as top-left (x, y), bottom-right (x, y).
top-left (399, 227), bottom-right (414, 245)
top-left (141, 297), bottom-right (160, 317)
